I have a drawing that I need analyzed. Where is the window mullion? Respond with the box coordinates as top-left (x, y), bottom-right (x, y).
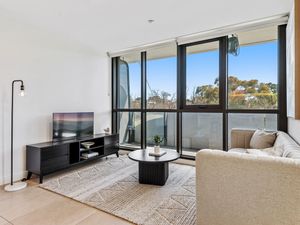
top-left (220, 37), bottom-right (228, 151)
top-left (141, 51), bottom-right (147, 149)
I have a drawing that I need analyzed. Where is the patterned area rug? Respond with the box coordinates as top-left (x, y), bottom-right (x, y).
top-left (40, 155), bottom-right (196, 225)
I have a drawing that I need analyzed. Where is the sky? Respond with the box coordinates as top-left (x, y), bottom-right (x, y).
top-left (126, 41), bottom-right (278, 99)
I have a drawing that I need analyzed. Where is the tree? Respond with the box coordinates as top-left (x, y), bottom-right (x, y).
top-left (161, 91), bottom-right (171, 104)
top-left (194, 85), bottom-right (219, 104)
top-left (227, 76), bottom-right (277, 109)
top-left (192, 75), bottom-right (278, 109)
top-left (147, 90), bottom-right (176, 109)
top-left (258, 84), bottom-right (271, 93)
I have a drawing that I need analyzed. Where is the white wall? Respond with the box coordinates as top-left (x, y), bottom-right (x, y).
top-left (0, 16), bottom-right (110, 185)
top-left (288, 118), bottom-right (300, 143)
top-left (287, 1), bottom-right (300, 145)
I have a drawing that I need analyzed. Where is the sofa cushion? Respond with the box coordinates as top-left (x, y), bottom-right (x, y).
top-left (246, 146), bottom-right (284, 157)
top-left (250, 130), bottom-right (277, 149)
top-left (263, 146), bottom-right (284, 157)
top-left (285, 150), bottom-right (300, 159)
top-left (230, 146), bottom-right (284, 157)
top-left (275, 132), bottom-right (300, 159)
top-left (246, 148), bottom-right (271, 156)
top-left (228, 148), bottom-right (248, 154)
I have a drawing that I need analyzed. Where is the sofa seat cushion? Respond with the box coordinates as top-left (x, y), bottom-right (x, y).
top-left (246, 146), bottom-right (284, 157)
top-left (275, 132), bottom-right (300, 159)
top-left (228, 148), bottom-right (248, 154)
top-left (229, 146), bottom-right (284, 157)
top-left (246, 148), bottom-right (272, 156)
top-left (250, 130), bottom-right (277, 149)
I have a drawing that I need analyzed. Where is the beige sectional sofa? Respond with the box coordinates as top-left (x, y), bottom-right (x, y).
top-left (196, 129), bottom-right (300, 225)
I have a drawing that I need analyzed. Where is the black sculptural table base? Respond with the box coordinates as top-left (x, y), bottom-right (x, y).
top-left (138, 162), bottom-right (169, 186)
top-left (128, 149), bottom-right (180, 186)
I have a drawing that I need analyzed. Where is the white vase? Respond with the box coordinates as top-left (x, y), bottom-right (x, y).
top-left (154, 145), bottom-right (160, 154)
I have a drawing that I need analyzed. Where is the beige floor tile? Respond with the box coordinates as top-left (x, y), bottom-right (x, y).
top-left (76, 211), bottom-right (133, 225)
top-left (0, 218), bottom-right (5, 224)
top-left (0, 217), bottom-right (10, 225)
top-left (0, 217), bottom-right (9, 225)
top-left (11, 198), bottom-right (96, 225)
top-left (0, 186), bottom-right (62, 221)
top-left (0, 182), bottom-right (40, 201)
top-left (0, 180), bottom-right (135, 225)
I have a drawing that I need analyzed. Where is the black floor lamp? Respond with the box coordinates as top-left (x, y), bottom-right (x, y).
top-left (4, 80), bottom-right (27, 192)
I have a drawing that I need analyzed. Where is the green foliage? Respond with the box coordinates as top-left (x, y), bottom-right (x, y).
top-left (153, 135), bottom-right (164, 145)
top-left (131, 76), bottom-right (278, 110)
top-left (188, 76), bottom-right (278, 109)
top-left (227, 76), bottom-right (277, 109)
top-left (194, 85), bottom-right (219, 104)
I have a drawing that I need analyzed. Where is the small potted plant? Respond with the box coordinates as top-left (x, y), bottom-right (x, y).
top-left (153, 135), bottom-right (164, 153)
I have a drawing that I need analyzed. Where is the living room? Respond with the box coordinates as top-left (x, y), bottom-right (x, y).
top-left (0, 0), bottom-right (299, 225)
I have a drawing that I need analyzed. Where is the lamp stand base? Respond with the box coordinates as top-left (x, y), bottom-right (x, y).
top-left (4, 181), bottom-right (27, 192)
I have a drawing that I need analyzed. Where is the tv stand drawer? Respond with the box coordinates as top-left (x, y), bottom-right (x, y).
top-left (104, 145), bottom-right (118, 155)
top-left (42, 155), bottom-right (69, 174)
top-left (104, 134), bottom-right (119, 145)
top-left (41, 144), bottom-right (69, 160)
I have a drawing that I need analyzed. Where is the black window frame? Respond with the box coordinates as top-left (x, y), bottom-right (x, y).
top-left (146, 47), bottom-right (178, 110)
top-left (112, 25), bottom-right (287, 160)
top-left (180, 37), bottom-right (226, 110)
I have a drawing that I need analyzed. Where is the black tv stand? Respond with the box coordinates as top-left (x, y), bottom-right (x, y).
top-left (26, 133), bottom-right (119, 183)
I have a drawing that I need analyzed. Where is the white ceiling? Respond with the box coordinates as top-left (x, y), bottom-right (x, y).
top-left (0, 0), bottom-right (293, 54)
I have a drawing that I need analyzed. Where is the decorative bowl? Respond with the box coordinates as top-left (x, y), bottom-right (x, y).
top-left (81, 142), bottom-right (95, 149)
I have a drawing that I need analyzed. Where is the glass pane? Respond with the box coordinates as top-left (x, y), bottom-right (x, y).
top-left (182, 113), bottom-right (223, 156)
top-left (146, 112), bottom-right (176, 150)
top-left (147, 46), bottom-right (177, 109)
top-left (228, 41), bottom-right (278, 109)
top-left (186, 41), bottom-right (219, 105)
top-left (228, 113), bottom-right (277, 148)
top-left (118, 112), bottom-right (141, 149)
top-left (118, 53), bottom-right (141, 109)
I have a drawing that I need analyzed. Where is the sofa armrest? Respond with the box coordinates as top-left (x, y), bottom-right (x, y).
top-left (231, 129), bottom-right (255, 148)
top-left (196, 149), bottom-right (300, 225)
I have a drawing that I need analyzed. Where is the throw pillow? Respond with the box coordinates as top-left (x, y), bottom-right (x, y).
top-left (250, 130), bottom-right (277, 149)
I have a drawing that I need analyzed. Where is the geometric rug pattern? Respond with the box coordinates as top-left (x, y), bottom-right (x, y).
top-left (40, 155), bottom-right (196, 225)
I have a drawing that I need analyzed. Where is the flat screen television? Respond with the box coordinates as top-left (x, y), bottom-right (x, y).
top-left (52, 112), bottom-right (94, 141)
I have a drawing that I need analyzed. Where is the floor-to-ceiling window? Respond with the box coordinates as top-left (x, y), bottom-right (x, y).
top-left (115, 52), bottom-right (142, 149)
top-left (179, 37), bottom-right (227, 156)
top-left (146, 46), bottom-right (177, 150)
top-left (228, 41), bottom-right (278, 110)
top-left (227, 26), bottom-right (282, 147)
top-left (185, 40), bottom-right (221, 106)
top-left (112, 45), bottom-right (178, 151)
top-left (146, 46), bottom-right (177, 109)
top-left (118, 53), bottom-right (141, 109)
top-left (112, 25), bottom-right (287, 158)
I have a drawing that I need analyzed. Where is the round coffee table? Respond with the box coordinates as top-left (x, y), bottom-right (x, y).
top-left (128, 149), bottom-right (180, 186)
